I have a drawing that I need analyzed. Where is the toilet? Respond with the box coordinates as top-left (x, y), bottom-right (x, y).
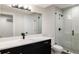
top-left (51, 39), bottom-right (64, 53)
top-left (52, 44), bottom-right (64, 53)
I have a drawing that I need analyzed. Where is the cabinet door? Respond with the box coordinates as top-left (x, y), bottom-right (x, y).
top-left (38, 40), bottom-right (51, 54)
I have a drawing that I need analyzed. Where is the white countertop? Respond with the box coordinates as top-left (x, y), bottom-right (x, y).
top-left (0, 34), bottom-right (52, 50)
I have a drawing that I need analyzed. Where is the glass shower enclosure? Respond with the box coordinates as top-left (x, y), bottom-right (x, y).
top-left (55, 6), bottom-right (79, 53)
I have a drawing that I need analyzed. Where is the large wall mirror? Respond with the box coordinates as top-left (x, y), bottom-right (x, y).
top-left (0, 4), bottom-right (42, 38)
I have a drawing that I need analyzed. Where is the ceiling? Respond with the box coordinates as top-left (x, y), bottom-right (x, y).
top-left (35, 4), bottom-right (76, 9)
top-left (34, 4), bottom-right (52, 8)
top-left (5, 4), bottom-right (76, 9)
top-left (53, 4), bottom-right (76, 9)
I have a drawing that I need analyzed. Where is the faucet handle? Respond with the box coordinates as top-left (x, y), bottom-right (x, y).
top-left (26, 32), bottom-right (28, 36)
top-left (26, 32), bottom-right (28, 34)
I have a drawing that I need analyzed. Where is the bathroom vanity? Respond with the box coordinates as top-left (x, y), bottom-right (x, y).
top-left (0, 5), bottom-right (51, 54)
top-left (0, 35), bottom-right (51, 54)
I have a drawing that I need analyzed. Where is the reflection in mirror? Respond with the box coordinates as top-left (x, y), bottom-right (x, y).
top-left (14, 13), bottom-right (42, 36)
top-left (0, 14), bottom-right (13, 38)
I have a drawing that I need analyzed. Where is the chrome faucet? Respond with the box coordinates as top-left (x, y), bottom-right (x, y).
top-left (21, 33), bottom-right (25, 39)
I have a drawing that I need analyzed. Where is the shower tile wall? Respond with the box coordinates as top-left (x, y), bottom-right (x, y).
top-left (55, 10), bottom-right (64, 47)
top-left (63, 8), bottom-right (72, 51)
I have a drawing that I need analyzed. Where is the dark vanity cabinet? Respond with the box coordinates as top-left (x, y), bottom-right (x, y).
top-left (0, 39), bottom-right (51, 54)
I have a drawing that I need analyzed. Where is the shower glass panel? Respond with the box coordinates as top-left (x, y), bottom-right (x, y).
top-left (64, 19), bottom-right (79, 53)
top-left (63, 14), bottom-right (79, 53)
top-left (71, 19), bottom-right (79, 53)
top-left (64, 19), bottom-right (72, 51)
